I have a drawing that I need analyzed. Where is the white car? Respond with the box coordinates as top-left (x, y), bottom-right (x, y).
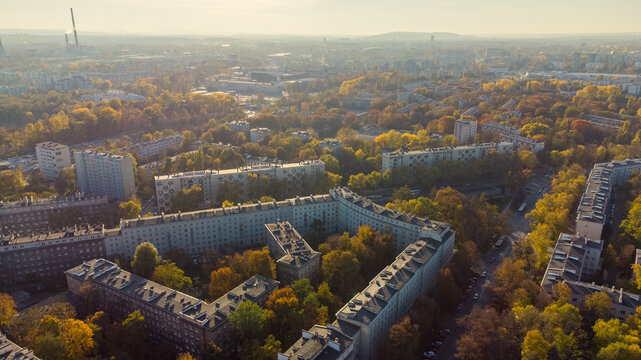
top-left (482, 271), bottom-right (487, 278)
top-left (473, 292), bottom-right (479, 301)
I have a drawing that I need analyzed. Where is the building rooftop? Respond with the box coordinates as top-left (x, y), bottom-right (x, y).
top-left (73, 149), bottom-right (128, 160)
top-left (121, 193), bottom-right (334, 228)
top-left (281, 322), bottom-right (356, 360)
top-left (0, 193), bottom-right (107, 212)
top-left (0, 226), bottom-right (105, 246)
top-left (565, 280), bottom-right (641, 310)
top-left (336, 239), bottom-right (438, 325)
top-left (0, 334), bottom-right (39, 360)
top-left (382, 142), bottom-right (512, 157)
top-left (265, 221), bottom-right (319, 269)
top-left (65, 259), bottom-right (278, 331)
top-left (541, 233), bottom-right (601, 288)
top-left (500, 133), bottom-right (542, 145)
top-left (481, 121), bottom-right (520, 134)
top-left (154, 160), bottom-right (324, 181)
top-left (575, 161), bottom-right (623, 225)
top-left (35, 141), bottom-right (67, 150)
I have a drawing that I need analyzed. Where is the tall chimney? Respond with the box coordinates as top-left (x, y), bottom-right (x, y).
top-left (64, 33), bottom-right (70, 48)
top-left (0, 37), bottom-right (5, 56)
top-left (70, 8), bottom-right (79, 48)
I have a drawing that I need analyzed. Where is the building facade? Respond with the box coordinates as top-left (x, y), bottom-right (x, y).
top-left (500, 134), bottom-right (545, 154)
top-left (66, 259), bottom-right (278, 357)
top-left (480, 122), bottom-right (520, 136)
top-left (74, 150), bottom-right (136, 201)
top-left (381, 142), bottom-right (513, 172)
top-left (125, 134), bottom-right (183, 161)
top-left (154, 160), bottom-right (325, 212)
top-left (35, 142), bottom-right (71, 181)
top-left (0, 193), bottom-right (108, 235)
top-left (265, 221), bottom-right (320, 284)
top-left (453, 119), bottom-right (477, 145)
top-left (250, 128), bottom-right (272, 143)
top-left (225, 120), bottom-right (250, 134)
top-left (0, 227), bottom-right (107, 285)
top-left (576, 159), bottom-right (641, 240)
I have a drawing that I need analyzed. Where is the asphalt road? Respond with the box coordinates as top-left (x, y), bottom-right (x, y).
top-left (430, 172), bottom-right (552, 360)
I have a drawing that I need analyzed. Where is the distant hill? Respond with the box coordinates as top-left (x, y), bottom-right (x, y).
top-left (359, 32), bottom-right (464, 41)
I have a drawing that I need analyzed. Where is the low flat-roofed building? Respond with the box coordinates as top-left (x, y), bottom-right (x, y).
top-left (0, 333), bottom-right (39, 360)
top-left (320, 139), bottom-right (343, 152)
top-left (0, 226), bottom-right (108, 285)
top-left (0, 193), bottom-right (108, 236)
top-left (250, 128), bottom-right (272, 143)
top-left (265, 221), bottom-right (320, 284)
top-left (66, 259), bottom-right (279, 357)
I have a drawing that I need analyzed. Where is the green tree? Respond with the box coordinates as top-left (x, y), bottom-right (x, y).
top-left (229, 301), bottom-right (267, 342)
top-left (131, 242), bottom-right (161, 278)
top-left (118, 198), bottom-right (142, 220)
top-left (171, 185), bottom-right (204, 212)
top-left (151, 261), bottom-right (193, 292)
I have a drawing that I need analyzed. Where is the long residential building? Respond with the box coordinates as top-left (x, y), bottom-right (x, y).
top-left (0, 226), bottom-right (108, 285)
top-left (500, 133), bottom-right (545, 154)
top-left (124, 134), bottom-right (183, 161)
top-left (0, 193), bottom-right (108, 235)
top-left (480, 121), bottom-right (520, 136)
top-left (576, 159), bottom-right (641, 240)
top-left (35, 142), bottom-right (71, 181)
top-left (282, 234), bottom-right (454, 360)
top-left (66, 259), bottom-right (278, 357)
top-left (381, 142), bottom-right (513, 172)
top-left (3, 188), bottom-right (455, 290)
top-left (74, 150), bottom-right (136, 201)
top-left (540, 233), bottom-right (639, 321)
top-left (0, 333), bottom-right (39, 359)
top-left (154, 160), bottom-right (325, 212)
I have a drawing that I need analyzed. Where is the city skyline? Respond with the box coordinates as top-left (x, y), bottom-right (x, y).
top-left (1, 0), bottom-right (641, 36)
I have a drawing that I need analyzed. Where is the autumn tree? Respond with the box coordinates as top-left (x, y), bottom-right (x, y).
top-left (152, 261), bottom-right (193, 292)
top-left (209, 267), bottom-right (243, 300)
top-left (131, 242), bottom-right (161, 278)
top-left (0, 293), bottom-right (17, 327)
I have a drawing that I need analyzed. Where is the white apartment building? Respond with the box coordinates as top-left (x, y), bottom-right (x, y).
top-left (480, 122), bottom-right (520, 137)
top-left (454, 119), bottom-right (477, 145)
top-left (35, 142), bottom-right (71, 181)
top-left (74, 150), bottom-right (136, 202)
top-left (225, 120), bottom-right (250, 134)
top-left (250, 128), bottom-right (272, 143)
top-left (576, 159), bottom-right (641, 240)
top-left (154, 160), bottom-right (325, 212)
top-left (500, 133), bottom-right (545, 154)
top-left (125, 134), bottom-right (183, 161)
top-left (109, 187), bottom-right (454, 260)
top-left (381, 142), bottom-right (514, 172)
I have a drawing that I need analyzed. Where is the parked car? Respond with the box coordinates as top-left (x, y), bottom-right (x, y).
top-left (482, 271), bottom-right (487, 278)
top-left (473, 292), bottom-right (479, 301)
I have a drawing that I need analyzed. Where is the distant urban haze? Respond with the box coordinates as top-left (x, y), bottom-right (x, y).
top-left (2, 0), bottom-right (641, 36)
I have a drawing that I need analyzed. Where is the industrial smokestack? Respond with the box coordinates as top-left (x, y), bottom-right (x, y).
top-left (0, 37), bottom-right (5, 56)
top-left (70, 8), bottom-right (79, 48)
top-left (64, 33), bottom-right (70, 48)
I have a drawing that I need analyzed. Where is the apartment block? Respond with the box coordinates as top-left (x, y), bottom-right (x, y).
top-left (74, 150), bottom-right (136, 201)
top-left (291, 131), bottom-right (314, 141)
top-left (0, 333), bottom-right (39, 359)
top-left (576, 159), bottom-right (641, 240)
top-left (500, 133), bottom-right (545, 154)
top-left (282, 234), bottom-right (455, 360)
top-left (265, 221), bottom-right (320, 284)
top-left (250, 128), bottom-right (271, 143)
top-left (225, 120), bottom-right (250, 134)
top-left (541, 234), bottom-right (639, 321)
top-left (125, 134), bottom-right (183, 161)
top-left (480, 122), bottom-right (520, 136)
top-left (154, 160), bottom-right (325, 212)
top-left (381, 142), bottom-right (513, 173)
top-left (66, 259), bottom-right (278, 357)
top-left (0, 227), bottom-right (108, 285)
top-left (0, 193), bottom-right (108, 235)
top-left (453, 119), bottom-right (477, 145)
top-left (35, 142), bottom-right (71, 181)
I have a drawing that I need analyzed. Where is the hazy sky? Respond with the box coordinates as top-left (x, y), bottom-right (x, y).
top-left (2, 0), bottom-right (640, 36)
